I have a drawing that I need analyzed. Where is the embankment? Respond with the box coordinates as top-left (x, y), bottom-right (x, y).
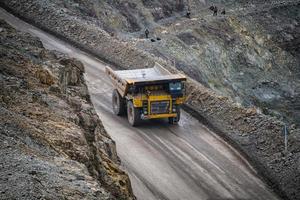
top-left (0, 19), bottom-right (134, 200)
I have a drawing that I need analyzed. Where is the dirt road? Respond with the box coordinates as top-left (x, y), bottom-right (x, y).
top-left (0, 8), bottom-right (280, 200)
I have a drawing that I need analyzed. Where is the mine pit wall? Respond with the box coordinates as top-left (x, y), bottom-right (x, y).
top-left (1, 19), bottom-right (135, 199)
top-left (1, 1), bottom-right (299, 199)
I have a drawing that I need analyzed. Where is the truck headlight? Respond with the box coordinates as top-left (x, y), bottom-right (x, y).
top-left (172, 108), bottom-right (176, 112)
top-left (144, 110), bottom-right (148, 114)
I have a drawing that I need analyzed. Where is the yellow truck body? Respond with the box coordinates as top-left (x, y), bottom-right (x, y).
top-left (106, 63), bottom-right (186, 126)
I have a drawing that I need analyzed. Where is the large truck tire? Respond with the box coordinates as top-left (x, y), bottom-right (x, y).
top-left (112, 89), bottom-right (125, 115)
top-left (169, 108), bottom-right (181, 124)
top-left (127, 101), bottom-right (141, 126)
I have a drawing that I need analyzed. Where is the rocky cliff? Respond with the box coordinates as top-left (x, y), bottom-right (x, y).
top-left (0, 19), bottom-right (134, 200)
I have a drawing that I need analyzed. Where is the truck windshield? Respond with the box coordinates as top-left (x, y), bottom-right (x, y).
top-left (169, 82), bottom-right (182, 92)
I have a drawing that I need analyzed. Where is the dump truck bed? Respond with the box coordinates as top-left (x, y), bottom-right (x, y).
top-left (106, 63), bottom-right (186, 97)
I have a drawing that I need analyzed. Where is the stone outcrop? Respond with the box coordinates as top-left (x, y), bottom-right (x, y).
top-left (0, 19), bottom-right (134, 200)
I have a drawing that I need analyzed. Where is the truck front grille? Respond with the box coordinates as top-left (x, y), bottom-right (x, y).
top-left (151, 101), bottom-right (169, 114)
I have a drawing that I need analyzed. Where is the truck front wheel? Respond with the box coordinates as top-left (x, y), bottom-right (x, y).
top-left (169, 108), bottom-right (181, 124)
top-left (112, 89), bottom-right (125, 115)
top-left (127, 101), bottom-right (141, 126)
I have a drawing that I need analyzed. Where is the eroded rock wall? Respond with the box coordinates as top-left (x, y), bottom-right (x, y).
top-left (0, 19), bottom-right (134, 200)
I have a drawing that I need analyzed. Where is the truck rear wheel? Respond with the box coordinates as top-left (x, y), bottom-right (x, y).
top-left (112, 89), bottom-right (125, 115)
top-left (169, 108), bottom-right (181, 124)
top-left (127, 101), bottom-right (141, 126)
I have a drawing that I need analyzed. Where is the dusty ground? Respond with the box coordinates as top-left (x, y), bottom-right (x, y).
top-left (1, 0), bottom-right (300, 200)
top-left (0, 19), bottom-right (134, 200)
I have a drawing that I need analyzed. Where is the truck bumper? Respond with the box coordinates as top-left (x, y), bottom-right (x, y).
top-left (141, 113), bottom-right (177, 120)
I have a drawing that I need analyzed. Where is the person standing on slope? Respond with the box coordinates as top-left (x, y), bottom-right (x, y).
top-left (145, 29), bottom-right (149, 38)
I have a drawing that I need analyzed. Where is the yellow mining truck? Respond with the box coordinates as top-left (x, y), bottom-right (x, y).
top-left (106, 63), bottom-right (186, 126)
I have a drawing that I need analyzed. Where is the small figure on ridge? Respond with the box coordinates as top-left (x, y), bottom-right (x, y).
top-left (145, 29), bottom-right (149, 38)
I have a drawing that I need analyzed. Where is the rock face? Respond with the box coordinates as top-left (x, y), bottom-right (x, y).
top-left (144, 3), bottom-right (300, 127)
top-left (0, 20), bottom-right (134, 200)
top-left (1, 0), bottom-right (300, 199)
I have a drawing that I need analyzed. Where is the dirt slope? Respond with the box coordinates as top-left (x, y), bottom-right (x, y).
top-left (0, 19), bottom-right (134, 200)
top-left (65, 0), bottom-right (300, 126)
